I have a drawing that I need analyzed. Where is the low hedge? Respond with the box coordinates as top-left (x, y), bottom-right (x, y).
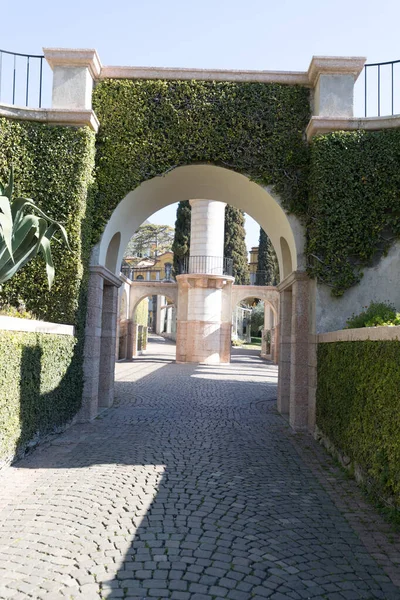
top-left (0, 330), bottom-right (80, 464)
top-left (317, 340), bottom-right (400, 504)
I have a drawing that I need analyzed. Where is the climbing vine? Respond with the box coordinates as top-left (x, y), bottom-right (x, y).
top-left (92, 79), bottom-right (311, 240)
top-left (309, 130), bottom-right (400, 295)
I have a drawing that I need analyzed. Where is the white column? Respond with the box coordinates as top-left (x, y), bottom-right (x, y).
top-left (189, 200), bottom-right (226, 274)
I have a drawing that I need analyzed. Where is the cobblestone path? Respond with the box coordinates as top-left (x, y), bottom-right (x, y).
top-left (0, 335), bottom-right (400, 600)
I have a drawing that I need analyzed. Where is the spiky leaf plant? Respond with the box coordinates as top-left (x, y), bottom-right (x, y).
top-left (0, 170), bottom-right (70, 289)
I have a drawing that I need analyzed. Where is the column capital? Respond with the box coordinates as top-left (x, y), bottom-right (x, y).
top-left (43, 48), bottom-right (102, 79)
top-left (308, 56), bottom-right (366, 119)
top-left (307, 56), bottom-right (366, 87)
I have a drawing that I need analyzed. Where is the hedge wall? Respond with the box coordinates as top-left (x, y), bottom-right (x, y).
top-left (92, 79), bottom-right (311, 240)
top-left (309, 129), bottom-right (400, 296)
top-left (0, 117), bottom-right (96, 325)
top-left (0, 118), bottom-right (95, 462)
top-left (317, 340), bottom-right (400, 504)
top-left (0, 330), bottom-right (79, 464)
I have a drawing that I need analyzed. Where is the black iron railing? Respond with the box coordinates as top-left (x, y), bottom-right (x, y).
top-left (179, 255), bottom-right (233, 276)
top-left (0, 48), bottom-right (45, 108)
top-left (363, 59), bottom-right (400, 117)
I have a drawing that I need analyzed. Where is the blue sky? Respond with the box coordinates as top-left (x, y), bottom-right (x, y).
top-left (3, 0), bottom-right (399, 251)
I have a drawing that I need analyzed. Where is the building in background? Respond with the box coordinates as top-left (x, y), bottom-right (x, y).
top-left (122, 251), bottom-right (174, 282)
top-left (249, 246), bottom-right (259, 285)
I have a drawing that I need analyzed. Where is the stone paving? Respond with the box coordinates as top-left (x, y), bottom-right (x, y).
top-left (0, 335), bottom-right (400, 600)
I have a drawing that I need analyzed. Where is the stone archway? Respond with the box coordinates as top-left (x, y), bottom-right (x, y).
top-left (231, 286), bottom-right (280, 363)
top-left (83, 165), bottom-right (312, 431)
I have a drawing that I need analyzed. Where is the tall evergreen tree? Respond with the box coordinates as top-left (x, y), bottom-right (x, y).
top-left (256, 228), bottom-right (280, 285)
top-left (224, 206), bottom-right (250, 285)
top-left (172, 201), bottom-right (191, 275)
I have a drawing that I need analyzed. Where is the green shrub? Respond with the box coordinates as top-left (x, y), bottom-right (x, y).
top-left (0, 330), bottom-right (80, 464)
top-left (346, 301), bottom-right (400, 328)
top-left (317, 340), bottom-right (400, 505)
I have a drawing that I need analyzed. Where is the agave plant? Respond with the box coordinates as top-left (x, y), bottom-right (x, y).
top-left (0, 169), bottom-right (70, 289)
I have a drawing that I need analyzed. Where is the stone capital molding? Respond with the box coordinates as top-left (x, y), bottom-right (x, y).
top-left (277, 270), bottom-right (309, 292)
top-left (43, 48), bottom-right (102, 79)
top-left (0, 103), bottom-right (99, 132)
top-left (99, 65), bottom-right (310, 86)
top-left (306, 114), bottom-right (400, 140)
top-left (308, 56), bottom-right (366, 86)
top-left (90, 265), bottom-right (123, 288)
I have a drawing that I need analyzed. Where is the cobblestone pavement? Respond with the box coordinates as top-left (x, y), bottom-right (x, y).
top-left (0, 335), bottom-right (400, 600)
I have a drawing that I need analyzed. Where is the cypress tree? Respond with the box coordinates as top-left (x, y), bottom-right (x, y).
top-left (172, 200), bottom-right (191, 275)
top-left (224, 206), bottom-right (250, 284)
top-left (256, 228), bottom-right (280, 285)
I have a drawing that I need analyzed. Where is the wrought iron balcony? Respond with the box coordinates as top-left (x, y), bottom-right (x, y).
top-left (179, 255), bottom-right (233, 277)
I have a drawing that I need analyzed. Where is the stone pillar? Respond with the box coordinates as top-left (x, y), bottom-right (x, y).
top-left (176, 199), bottom-right (232, 364)
top-left (44, 48), bottom-right (101, 110)
top-left (98, 284), bottom-right (118, 409)
top-left (277, 289), bottom-right (292, 415)
top-left (126, 320), bottom-right (135, 359)
top-left (79, 270), bottom-right (104, 422)
top-left (189, 200), bottom-right (226, 274)
top-left (308, 56), bottom-right (366, 118)
top-left (289, 275), bottom-right (311, 431)
top-left (79, 266), bottom-right (121, 422)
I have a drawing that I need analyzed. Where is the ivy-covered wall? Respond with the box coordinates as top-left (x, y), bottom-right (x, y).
top-left (309, 130), bottom-right (400, 296)
top-left (0, 117), bottom-right (96, 324)
top-left (317, 340), bottom-right (400, 505)
top-left (0, 117), bottom-right (95, 463)
top-left (92, 79), bottom-right (311, 241)
top-left (0, 330), bottom-right (79, 464)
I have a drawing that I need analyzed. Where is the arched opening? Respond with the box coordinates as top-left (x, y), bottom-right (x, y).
top-left (84, 165), bottom-right (311, 431)
top-left (105, 232), bottom-right (121, 273)
top-left (95, 165), bottom-right (304, 281)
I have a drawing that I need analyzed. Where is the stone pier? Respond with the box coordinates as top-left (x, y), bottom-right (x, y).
top-left (176, 200), bottom-right (234, 364)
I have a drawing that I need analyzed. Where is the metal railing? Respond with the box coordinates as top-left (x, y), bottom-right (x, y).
top-left (0, 48), bottom-right (45, 108)
top-left (363, 59), bottom-right (400, 117)
top-left (179, 255), bottom-right (233, 276)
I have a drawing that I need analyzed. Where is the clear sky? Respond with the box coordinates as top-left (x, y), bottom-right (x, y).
top-left (3, 0), bottom-right (399, 251)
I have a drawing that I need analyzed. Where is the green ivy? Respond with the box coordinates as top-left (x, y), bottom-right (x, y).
top-left (309, 130), bottom-right (400, 295)
top-left (317, 340), bottom-right (400, 504)
top-left (0, 330), bottom-right (79, 464)
top-left (92, 79), bottom-right (311, 240)
top-left (0, 118), bottom-right (96, 324)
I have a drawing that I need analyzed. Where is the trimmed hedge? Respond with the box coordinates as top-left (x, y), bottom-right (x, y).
top-left (0, 118), bottom-right (96, 325)
top-left (92, 79), bottom-right (311, 240)
top-left (0, 330), bottom-right (79, 463)
top-left (317, 340), bottom-right (400, 504)
top-left (309, 130), bottom-right (400, 295)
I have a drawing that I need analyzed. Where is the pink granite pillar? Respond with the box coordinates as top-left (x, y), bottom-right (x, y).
top-left (277, 289), bottom-right (292, 415)
top-left (289, 276), bottom-right (310, 430)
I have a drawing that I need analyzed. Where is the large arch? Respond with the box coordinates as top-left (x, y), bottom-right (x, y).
top-left (94, 165), bottom-right (305, 282)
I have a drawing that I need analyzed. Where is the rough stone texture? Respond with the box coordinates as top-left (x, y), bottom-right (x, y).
top-left (0, 335), bottom-right (399, 599)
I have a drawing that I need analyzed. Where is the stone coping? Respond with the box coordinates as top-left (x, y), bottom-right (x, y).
top-left (99, 65), bottom-right (310, 85)
top-left (0, 103), bottom-right (99, 132)
top-left (306, 114), bottom-right (400, 139)
top-left (0, 315), bottom-right (75, 336)
top-left (317, 326), bottom-right (400, 343)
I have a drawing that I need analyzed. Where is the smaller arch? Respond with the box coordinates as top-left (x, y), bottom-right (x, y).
top-left (280, 237), bottom-right (293, 279)
top-left (105, 232), bottom-right (121, 273)
top-left (231, 285), bottom-right (279, 320)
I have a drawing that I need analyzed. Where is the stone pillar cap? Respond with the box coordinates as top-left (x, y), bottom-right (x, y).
top-left (308, 56), bottom-right (366, 86)
top-left (43, 47), bottom-right (102, 79)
